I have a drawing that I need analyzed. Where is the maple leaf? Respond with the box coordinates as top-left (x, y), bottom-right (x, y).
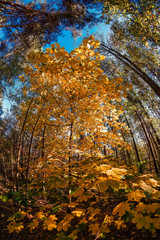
top-left (103, 214), bottom-right (113, 225)
top-left (89, 223), bottom-right (99, 235)
top-left (139, 180), bottom-right (157, 194)
top-left (153, 191), bottom-right (160, 200)
top-left (87, 207), bottom-right (100, 220)
top-left (132, 212), bottom-right (154, 229)
top-left (153, 217), bottom-right (160, 229)
top-left (98, 177), bottom-right (123, 192)
top-left (114, 219), bottom-right (126, 230)
top-left (146, 203), bottom-right (160, 214)
top-left (136, 202), bottom-right (147, 213)
top-left (127, 189), bottom-right (146, 201)
top-left (7, 220), bottom-right (24, 233)
top-left (106, 168), bottom-right (127, 179)
top-left (113, 202), bottom-right (130, 216)
top-left (43, 215), bottom-right (57, 231)
top-left (57, 214), bottom-right (74, 232)
top-left (36, 211), bottom-right (45, 220)
top-left (147, 178), bottom-right (159, 188)
top-left (28, 219), bottom-right (39, 232)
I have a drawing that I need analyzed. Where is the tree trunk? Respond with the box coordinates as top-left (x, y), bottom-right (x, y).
top-left (101, 43), bottom-right (160, 98)
top-left (136, 111), bottom-right (159, 174)
top-left (125, 114), bottom-right (141, 163)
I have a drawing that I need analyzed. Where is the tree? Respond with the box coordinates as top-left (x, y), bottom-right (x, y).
top-left (0, 0), bottom-right (101, 84)
top-left (17, 36), bottom-right (128, 191)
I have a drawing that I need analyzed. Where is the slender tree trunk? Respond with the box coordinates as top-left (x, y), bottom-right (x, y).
top-left (67, 122), bottom-right (73, 213)
top-left (125, 114), bottom-right (141, 163)
top-left (11, 141), bottom-right (14, 183)
top-left (68, 122), bottom-right (73, 189)
top-left (120, 129), bottom-right (131, 164)
top-left (127, 94), bottom-right (160, 170)
top-left (16, 97), bottom-right (34, 191)
top-left (101, 43), bottom-right (160, 97)
top-left (2, 155), bottom-right (7, 186)
top-left (42, 125), bottom-right (46, 194)
top-left (104, 145), bottom-right (107, 156)
top-left (128, 93), bottom-right (160, 144)
top-left (25, 103), bottom-right (44, 193)
top-left (136, 111), bottom-right (159, 174)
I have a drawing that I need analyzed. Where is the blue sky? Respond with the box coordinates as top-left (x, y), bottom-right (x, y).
top-left (2, 22), bottom-right (110, 116)
top-left (44, 22), bottom-right (110, 52)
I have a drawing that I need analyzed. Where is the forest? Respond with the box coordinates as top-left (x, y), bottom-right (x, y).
top-left (0, 0), bottom-right (160, 239)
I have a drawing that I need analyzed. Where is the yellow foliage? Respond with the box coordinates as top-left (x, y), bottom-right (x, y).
top-left (98, 177), bottom-right (125, 192)
top-left (139, 180), bottom-right (157, 194)
top-left (127, 189), bottom-right (146, 201)
top-left (89, 223), bottom-right (100, 235)
top-left (7, 220), bottom-right (24, 233)
top-left (114, 219), bottom-right (126, 230)
top-left (87, 207), bottom-right (100, 220)
top-left (28, 219), bottom-right (39, 232)
top-left (113, 201), bottom-right (130, 216)
top-left (43, 215), bottom-right (57, 231)
top-left (132, 212), bottom-right (154, 229)
top-left (72, 209), bottom-right (85, 217)
top-left (68, 229), bottom-right (78, 240)
top-left (57, 214), bottom-right (74, 232)
top-left (73, 187), bottom-right (84, 198)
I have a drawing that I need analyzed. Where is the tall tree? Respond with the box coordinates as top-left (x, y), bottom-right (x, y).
top-left (17, 36), bottom-right (128, 190)
top-left (0, 0), bottom-right (101, 85)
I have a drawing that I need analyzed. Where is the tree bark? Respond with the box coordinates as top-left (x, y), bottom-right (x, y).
top-left (124, 114), bottom-right (141, 163)
top-left (136, 111), bottom-right (159, 174)
top-left (101, 43), bottom-right (160, 98)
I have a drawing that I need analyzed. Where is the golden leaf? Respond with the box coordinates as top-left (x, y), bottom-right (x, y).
top-left (57, 214), bottom-right (74, 232)
top-left (87, 207), bottom-right (100, 220)
top-left (139, 180), bottom-right (157, 194)
top-left (148, 178), bottom-right (158, 188)
top-left (89, 223), bottom-right (99, 235)
top-left (114, 219), bottom-right (126, 230)
top-left (113, 202), bottom-right (130, 216)
top-left (132, 213), bottom-right (154, 229)
top-left (98, 177), bottom-right (123, 192)
top-left (153, 217), bottom-right (160, 229)
top-left (146, 203), bottom-right (160, 214)
top-left (43, 215), bottom-right (57, 231)
top-left (127, 189), bottom-right (145, 201)
top-left (28, 219), bottom-right (39, 232)
top-left (7, 220), bottom-right (24, 233)
top-left (72, 209), bottom-right (85, 217)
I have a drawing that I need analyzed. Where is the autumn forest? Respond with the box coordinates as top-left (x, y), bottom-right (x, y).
top-left (0, 1), bottom-right (160, 239)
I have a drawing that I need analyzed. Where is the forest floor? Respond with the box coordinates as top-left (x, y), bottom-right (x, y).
top-left (0, 197), bottom-right (159, 240)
